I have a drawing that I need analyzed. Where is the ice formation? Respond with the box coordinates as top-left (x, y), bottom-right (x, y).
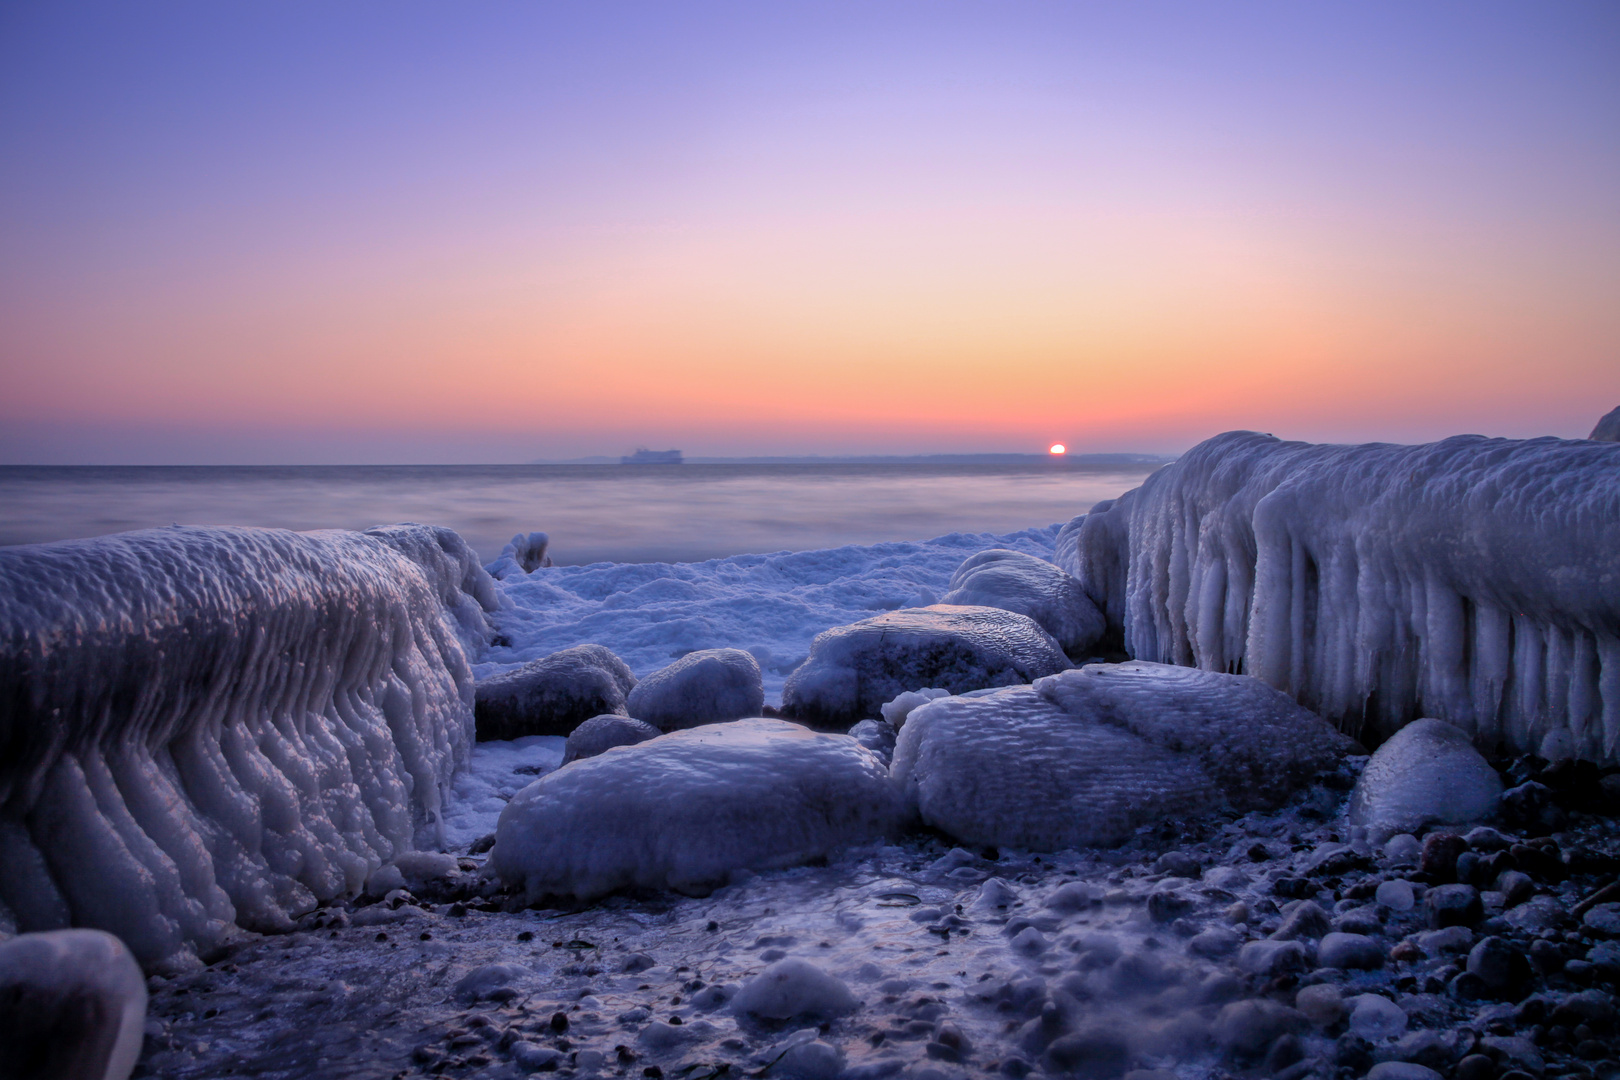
top-left (1347, 718), bottom-right (1503, 840)
top-left (486, 530), bottom-right (553, 578)
top-left (625, 648), bottom-right (765, 731)
top-left (0, 524), bottom-right (495, 968)
top-left (880, 687), bottom-right (951, 730)
top-left (1590, 406), bottom-right (1620, 442)
top-left (489, 719), bottom-right (908, 901)
top-left (562, 714), bottom-right (660, 764)
top-left (0, 929), bottom-right (148, 1080)
top-left (940, 548), bottom-right (1105, 656)
top-left (473, 644), bottom-right (636, 740)
top-left (730, 957), bottom-right (858, 1020)
top-left (1060, 431), bottom-right (1620, 760)
top-left (781, 605), bottom-right (1071, 729)
top-left (891, 661), bottom-right (1354, 849)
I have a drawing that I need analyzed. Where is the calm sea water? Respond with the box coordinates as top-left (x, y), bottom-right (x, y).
top-left (0, 463), bottom-right (1155, 565)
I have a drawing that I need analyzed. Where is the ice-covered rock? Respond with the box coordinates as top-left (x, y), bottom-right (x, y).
top-left (0, 525), bottom-right (493, 968)
top-left (731, 957), bottom-right (858, 1020)
top-left (941, 549), bottom-right (1105, 655)
top-left (1065, 430), bottom-right (1620, 759)
top-left (473, 644), bottom-right (636, 740)
top-left (625, 648), bottom-right (764, 731)
top-left (891, 661), bottom-right (1353, 849)
top-left (561, 714), bottom-right (660, 764)
top-left (0, 929), bottom-right (148, 1080)
top-left (879, 687), bottom-right (950, 730)
top-left (489, 719), bottom-right (908, 901)
top-left (1348, 719), bottom-right (1503, 840)
top-left (1590, 405), bottom-right (1620, 442)
top-left (780, 605), bottom-right (1071, 729)
top-left (486, 531), bottom-right (552, 579)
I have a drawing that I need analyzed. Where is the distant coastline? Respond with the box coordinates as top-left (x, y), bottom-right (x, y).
top-left (536, 452), bottom-right (1174, 466)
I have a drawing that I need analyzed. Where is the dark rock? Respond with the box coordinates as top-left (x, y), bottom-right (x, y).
top-left (1318, 932), bottom-right (1384, 970)
top-left (1237, 940), bottom-right (1308, 977)
top-left (1042, 1026), bottom-right (1129, 1079)
top-left (1211, 999), bottom-right (1307, 1058)
top-left (0, 930), bottom-right (147, 1080)
top-left (1499, 783), bottom-right (1565, 836)
top-left (1272, 900), bottom-right (1332, 941)
top-left (1456, 852), bottom-right (1483, 887)
top-left (1455, 1054), bottom-right (1496, 1080)
top-left (1467, 937), bottom-right (1533, 997)
top-left (1146, 890), bottom-right (1194, 923)
top-left (1265, 1033), bottom-right (1305, 1072)
top-left (1333, 1033), bottom-right (1375, 1070)
top-left (1528, 939), bottom-right (1565, 974)
top-left (1421, 834), bottom-right (1468, 881)
top-left (1151, 851), bottom-right (1201, 879)
top-left (625, 649), bottom-right (765, 731)
top-left (474, 645), bottom-right (637, 739)
top-left (1272, 876), bottom-right (1317, 899)
top-left (1497, 871), bottom-right (1535, 909)
top-left (1428, 884), bottom-right (1484, 928)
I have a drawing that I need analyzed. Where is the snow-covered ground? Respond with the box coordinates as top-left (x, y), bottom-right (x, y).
top-left (477, 527), bottom-right (1067, 704)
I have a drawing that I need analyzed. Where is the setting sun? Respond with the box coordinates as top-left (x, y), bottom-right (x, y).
top-left (1049, 443), bottom-right (1066, 455)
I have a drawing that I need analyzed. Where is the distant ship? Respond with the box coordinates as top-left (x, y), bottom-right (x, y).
top-left (620, 448), bottom-right (683, 465)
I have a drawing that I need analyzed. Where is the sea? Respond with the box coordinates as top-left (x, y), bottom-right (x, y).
top-left (0, 462), bottom-right (1157, 566)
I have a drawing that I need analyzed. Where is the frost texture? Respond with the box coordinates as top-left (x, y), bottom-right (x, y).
top-left (473, 644), bottom-right (636, 740)
top-left (0, 929), bottom-right (147, 1080)
top-left (941, 549), bottom-right (1105, 655)
top-left (1063, 431), bottom-right (1620, 760)
top-left (781, 605), bottom-right (1071, 729)
top-left (490, 719), bottom-right (909, 901)
top-left (730, 957), bottom-right (858, 1020)
top-left (0, 525), bottom-right (494, 968)
top-left (562, 715), bottom-right (660, 764)
top-left (626, 648), bottom-right (765, 731)
top-left (891, 661), bottom-right (1354, 849)
top-left (1348, 718), bottom-right (1503, 839)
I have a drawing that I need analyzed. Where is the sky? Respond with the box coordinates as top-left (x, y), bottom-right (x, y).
top-left (1, 2), bottom-right (1617, 464)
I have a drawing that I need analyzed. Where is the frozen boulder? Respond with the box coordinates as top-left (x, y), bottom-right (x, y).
top-left (625, 648), bottom-right (764, 731)
top-left (941, 549), bottom-right (1106, 655)
top-left (731, 958), bottom-right (858, 1020)
top-left (490, 718), bottom-right (909, 901)
top-left (488, 530), bottom-right (552, 578)
top-left (1348, 718), bottom-right (1503, 840)
top-left (562, 714), bottom-right (661, 764)
top-left (781, 605), bottom-right (1071, 729)
top-left (0, 929), bottom-right (147, 1080)
top-left (0, 525), bottom-right (492, 968)
top-left (880, 687), bottom-right (951, 730)
top-left (474, 644), bottom-right (637, 740)
top-left (892, 661), bottom-right (1354, 849)
top-left (1591, 405), bottom-right (1620, 442)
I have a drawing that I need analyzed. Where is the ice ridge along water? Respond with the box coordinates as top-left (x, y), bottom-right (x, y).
top-left (0, 524), bottom-right (497, 969)
top-left (1060, 431), bottom-right (1620, 762)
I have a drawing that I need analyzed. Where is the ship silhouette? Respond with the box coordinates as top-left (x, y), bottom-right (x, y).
top-left (620, 447), bottom-right (683, 465)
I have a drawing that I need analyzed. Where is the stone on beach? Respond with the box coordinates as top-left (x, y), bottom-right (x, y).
top-left (474, 644), bottom-right (637, 740)
top-left (625, 648), bottom-right (765, 731)
top-left (940, 548), bottom-right (1106, 655)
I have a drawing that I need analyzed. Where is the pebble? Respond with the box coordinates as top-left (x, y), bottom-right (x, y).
top-left (1271, 900), bottom-right (1332, 941)
top-left (1319, 932), bottom-right (1385, 970)
top-left (1152, 851), bottom-right (1202, 879)
top-left (1583, 902), bottom-right (1620, 936)
top-left (1367, 1063), bottom-right (1442, 1080)
top-left (1383, 834), bottom-right (1422, 865)
top-left (1294, 983), bottom-right (1346, 1027)
top-left (1426, 884), bottom-right (1483, 928)
top-left (1420, 833), bottom-right (1468, 880)
top-left (1466, 936), bottom-right (1530, 993)
top-left (1349, 994), bottom-right (1408, 1040)
top-left (1376, 879), bottom-right (1416, 911)
top-left (1211, 999), bottom-right (1307, 1056)
top-left (1412, 926), bottom-right (1475, 956)
top-left (1237, 939), bottom-right (1308, 977)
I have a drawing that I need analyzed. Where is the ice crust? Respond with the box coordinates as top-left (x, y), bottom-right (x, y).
top-left (489, 719), bottom-right (909, 901)
top-left (0, 928), bottom-right (148, 1080)
top-left (626, 648), bottom-right (765, 731)
top-left (0, 524), bottom-right (495, 968)
top-left (1590, 406), bottom-right (1620, 442)
top-left (891, 661), bottom-right (1354, 849)
top-left (1062, 431), bottom-right (1620, 760)
top-left (781, 605), bottom-right (1071, 729)
top-left (562, 714), bottom-right (661, 764)
top-left (1348, 718), bottom-right (1503, 839)
top-left (941, 548), bottom-right (1105, 656)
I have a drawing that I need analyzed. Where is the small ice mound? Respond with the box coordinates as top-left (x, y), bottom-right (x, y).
top-left (941, 548), bottom-right (1106, 656)
top-left (562, 714), bottom-right (661, 764)
top-left (847, 718), bottom-right (897, 764)
top-left (489, 718), bottom-right (909, 901)
top-left (880, 688), bottom-right (951, 730)
top-left (454, 962), bottom-right (530, 1003)
top-left (365, 850), bottom-right (460, 895)
top-left (0, 929), bottom-right (147, 1080)
top-left (474, 644), bottom-right (637, 740)
top-left (1348, 719), bottom-right (1503, 841)
top-left (731, 958), bottom-right (858, 1020)
top-left (891, 662), bottom-right (1353, 850)
top-left (625, 648), bottom-right (765, 731)
top-left (486, 530), bottom-right (552, 578)
top-left (780, 605), bottom-right (1071, 729)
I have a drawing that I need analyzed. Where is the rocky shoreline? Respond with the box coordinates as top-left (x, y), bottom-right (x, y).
top-left (131, 751), bottom-right (1619, 1080)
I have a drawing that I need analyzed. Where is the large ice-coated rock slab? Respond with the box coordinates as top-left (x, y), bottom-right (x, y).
top-left (780, 605), bottom-right (1071, 729)
top-left (1591, 405), bottom-right (1620, 442)
top-left (941, 549), bottom-right (1105, 656)
top-left (891, 662), bottom-right (1355, 849)
top-left (474, 644), bottom-right (637, 740)
top-left (1062, 431), bottom-right (1620, 760)
top-left (1348, 718), bottom-right (1503, 840)
top-left (0, 929), bottom-right (147, 1080)
top-left (0, 524), bottom-right (496, 969)
top-left (626, 648), bottom-right (765, 731)
top-left (490, 718), bottom-right (909, 901)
